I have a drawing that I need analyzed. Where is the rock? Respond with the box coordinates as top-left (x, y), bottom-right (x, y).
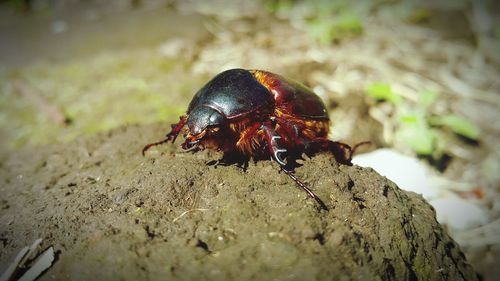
top-left (0, 124), bottom-right (479, 281)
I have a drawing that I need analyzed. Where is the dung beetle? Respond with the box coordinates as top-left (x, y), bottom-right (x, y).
top-left (143, 69), bottom-right (363, 210)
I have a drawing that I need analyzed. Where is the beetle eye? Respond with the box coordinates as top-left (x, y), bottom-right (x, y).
top-left (209, 127), bottom-right (220, 133)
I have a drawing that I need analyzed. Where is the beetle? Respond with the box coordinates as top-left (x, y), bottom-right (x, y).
top-left (143, 69), bottom-right (361, 210)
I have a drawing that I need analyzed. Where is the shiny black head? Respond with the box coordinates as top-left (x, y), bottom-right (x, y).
top-left (187, 105), bottom-right (225, 136)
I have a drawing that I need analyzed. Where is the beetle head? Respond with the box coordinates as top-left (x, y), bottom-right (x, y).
top-left (183, 106), bottom-right (225, 148)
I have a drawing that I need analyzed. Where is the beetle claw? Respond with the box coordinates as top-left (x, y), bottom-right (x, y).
top-left (273, 148), bottom-right (287, 166)
top-left (262, 122), bottom-right (288, 166)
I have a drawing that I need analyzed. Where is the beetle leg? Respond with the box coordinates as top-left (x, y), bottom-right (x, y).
top-left (142, 115), bottom-right (187, 155)
top-left (351, 141), bottom-right (371, 156)
top-left (280, 167), bottom-right (328, 210)
top-left (306, 138), bottom-right (354, 165)
top-left (261, 121), bottom-right (287, 166)
top-left (272, 136), bottom-right (288, 165)
top-left (166, 115), bottom-right (188, 143)
top-left (262, 121), bottom-right (328, 210)
top-left (273, 116), bottom-right (302, 140)
top-left (235, 122), bottom-right (261, 155)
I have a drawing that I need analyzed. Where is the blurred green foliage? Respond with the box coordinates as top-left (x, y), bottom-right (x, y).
top-left (307, 14), bottom-right (363, 44)
top-left (406, 9), bottom-right (431, 24)
top-left (2, 0), bottom-right (29, 10)
top-left (428, 115), bottom-right (481, 140)
top-left (265, 0), bottom-right (293, 14)
top-left (395, 111), bottom-right (437, 155)
top-left (365, 83), bottom-right (480, 158)
top-left (265, 0), bottom-right (364, 44)
top-left (0, 52), bottom-right (202, 148)
top-left (366, 83), bottom-right (402, 104)
top-left (418, 90), bottom-right (439, 108)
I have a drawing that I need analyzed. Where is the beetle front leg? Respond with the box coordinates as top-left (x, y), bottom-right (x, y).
top-left (166, 115), bottom-right (188, 143)
top-left (142, 115), bottom-right (187, 155)
top-left (235, 122), bottom-right (262, 155)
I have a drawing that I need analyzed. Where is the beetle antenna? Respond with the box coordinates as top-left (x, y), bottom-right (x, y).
top-left (280, 167), bottom-right (328, 211)
top-left (142, 138), bottom-right (170, 156)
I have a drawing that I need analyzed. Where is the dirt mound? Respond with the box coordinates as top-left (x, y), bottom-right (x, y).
top-left (0, 124), bottom-right (478, 280)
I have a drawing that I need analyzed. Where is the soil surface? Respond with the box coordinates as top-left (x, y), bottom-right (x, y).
top-left (0, 124), bottom-right (478, 280)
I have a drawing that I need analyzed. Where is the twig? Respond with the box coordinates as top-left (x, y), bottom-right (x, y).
top-left (173, 208), bottom-right (209, 223)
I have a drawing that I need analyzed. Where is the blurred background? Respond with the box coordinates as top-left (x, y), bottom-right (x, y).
top-left (0, 0), bottom-right (498, 279)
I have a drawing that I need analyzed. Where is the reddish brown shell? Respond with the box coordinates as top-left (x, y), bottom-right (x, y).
top-left (250, 70), bottom-right (329, 120)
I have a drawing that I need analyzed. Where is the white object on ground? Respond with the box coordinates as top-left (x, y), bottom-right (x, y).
top-left (18, 247), bottom-right (55, 281)
top-left (430, 197), bottom-right (490, 230)
top-left (0, 239), bottom-right (55, 281)
top-left (0, 247), bottom-right (29, 281)
top-left (352, 148), bottom-right (443, 199)
top-left (352, 148), bottom-right (489, 230)
top-left (19, 239), bottom-right (42, 268)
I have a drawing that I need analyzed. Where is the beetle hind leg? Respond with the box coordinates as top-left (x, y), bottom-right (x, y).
top-left (305, 138), bottom-right (354, 165)
top-left (306, 138), bottom-right (371, 165)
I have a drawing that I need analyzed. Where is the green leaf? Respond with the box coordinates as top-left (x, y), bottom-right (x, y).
top-left (395, 123), bottom-right (436, 155)
top-left (365, 83), bottom-right (401, 104)
top-left (307, 19), bottom-right (337, 45)
top-left (265, 0), bottom-right (292, 14)
top-left (418, 90), bottom-right (439, 108)
top-left (395, 112), bottom-right (437, 155)
top-left (306, 13), bottom-right (363, 44)
top-left (332, 14), bottom-right (363, 36)
top-left (400, 113), bottom-right (418, 123)
top-left (428, 115), bottom-right (480, 140)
